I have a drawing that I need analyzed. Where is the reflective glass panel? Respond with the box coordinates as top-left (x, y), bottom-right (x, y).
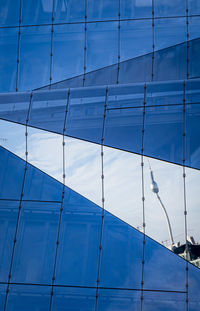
top-left (87, 0), bottom-right (118, 21)
top-left (120, 0), bottom-right (152, 19)
top-left (120, 20), bottom-right (152, 61)
top-left (85, 64), bottom-right (118, 87)
top-left (188, 0), bottom-right (200, 15)
top-left (18, 26), bottom-right (51, 91)
top-left (86, 22), bottom-right (118, 72)
top-left (185, 79), bottom-right (200, 105)
top-left (189, 39), bottom-right (200, 79)
top-left (188, 262), bottom-right (200, 306)
top-left (104, 107), bottom-right (143, 154)
top-left (21, 0), bottom-right (53, 25)
top-left (189, 16), bottom-right (200, 40)
top-left (0, 147), bottom-right (25, 200)
top-left (0, 201), bottom-right (19, 282)
top-left (52, 24), bottom-right (84, 83)
top-left (99, 211), bottom-right (143, 289)
top-left (11, 201), bottom-right (60, 284)
top-left (154, 18), bottom-right (186, 51)
top-left (143, 291), bottom-right (186, 310)
top-left (54, 188), bottom-right (102, 286)
top-left (0, 27), bottom-right (18, 92)
top-left (0, 0), bottom-right (20, 26)
top-left (54, 0), bottom-right (85, 23)
top-left (6, 285), bottom-right (50, 311)
top-left (154, 0), bottom-right (186, 17)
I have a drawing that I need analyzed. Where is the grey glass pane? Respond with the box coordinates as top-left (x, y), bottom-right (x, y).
top-left (0, 27), bottom-right (18, 92)
top-left (120, 20), bottom-right (152, 61)
top-left (18, 26), bottom-right (51, 91)
top-left (86, 22), bottom-right (118, 72)
top-left (21, 0), bottom-right (53, 25)
top-left (54, 0), bottom-right (85, 23)
top-left (52, 24), bottom-right (84, 83)
top-left (120, 0), bottom-right (152, 19)
top-left (87, 0), bottom-right (118, 21)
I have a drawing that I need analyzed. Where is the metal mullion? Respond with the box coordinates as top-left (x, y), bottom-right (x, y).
top-left (83, 0), bottom-right (87, 86)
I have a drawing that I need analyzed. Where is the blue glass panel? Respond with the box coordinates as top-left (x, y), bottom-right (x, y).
top-left (0, 201), bottom-right (18, 282)
top-left (146, 80), bottom-right (184, 106)
top-left (107, 84), bottom-right (144, 109)
top-left (0, 27), bottom-right (18, 93)
top-left (154, 42), bottom-right (187, 81)
top-left (49, 75), bottom-right (83, 89)
top-left (154, 0), bottom-right (186, 17)
top-left (143, 237), bottom-right (186, 291)
top-left (188, 263), bottom-right (200, 308)
top-left (120, 20), bottom-right (152, 61)
top-left (144, 105), bottom-right (183, 164)
top-left (54, 188), bottom-right (101, 286)
top-left (119, 53), bottom-right (152, 84)
top-left (104, 107), bottom-right (143, 154)
top-left (99, 211), bottom-right (143, 289)
top-left (6, 285), bottom-right (50, 310)
top-left (0, 92), bottom-right (29, 124)
top-left (154, 18), bottom-right (186, 51)
top-left (189, 39), bottom-right (200, 79)
top-left (97, 289), bottom-right (140, 310)
top-left (185, 79), bottom-right (200, 104)
top-left (29, 89), bottom-right (67, 133)
top-left (87, 0), bottom-right (118, 21)
top-left (52, 24), bottom-right (84, 83)
top-left (86, 22), bottom-right (118, 72)
top-left (120, 0), bottom-right (152, 19)
top-left (185, 104), bottom-right (200, 169)
top-left (18, 26), bottom-right (51, 92)
top-left (189, 16), bottom-right (200, 40)
top-left (11, 201), bottom-right (60, 284)
top-left (54, 0), bottom-right (85, 23)
top-left (52, 286), bottom-right (96, 310)
top-left (143, 291), bottom-right (186, 310)
top-left (66, 87), bottom-right (105, 144)
top-left (0, 147), bottom-right (25, 200)
top-left (0, 0), bottom-right (20, 26)
top-left (21, 0), bottom-right (53, 25)
top-left (0, 284), bottom-right (6, 310)
top-left (188, 0), bottom-right (200, 15)
top-left (23, 163), bottom-right (63, 201)
top-left (85, 64), bottom-right (118, 87)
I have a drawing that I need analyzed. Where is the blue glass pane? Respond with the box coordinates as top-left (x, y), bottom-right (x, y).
top-left (120, 20), bottom-right (152, 61)
top-left (29, 89), bottom-right (67, 133)
top-left (144, 105), bottom-right (183, 164)
top-left (0, 201), bottom-right (18, 282)
top-left (143, 291), bottom-right (186, 310)
top-left (189, 262), bottom-right (200, 308)
top-left (107, 84), bottom-right (144, 109)
top-left (85, 64), bottom-right (118, 87)
top-left (189, 16), bottom-right (200, 40)
top-left (119, 53), bottom-right (152, 84)
top-left (0, 92), bottom-right (30, 123)
top-left (23, 163), bottom-right (63, 201)
top-left (104, 107), bottom-right (143, 154)
top-left (18, 26), bottom-right (51, 92)
top-left (185, 79), bottom-right (200, 104)
top-left (155, 18), bottom-right (186, 51)
top-left (87, 0), bottom-right (118, 21)
top-left (154, 42), bottom-right (187, 81)
top-left (0, 0), bottom-right (20, 26)
top-left (0, 284), bottom-right (6, 310)
top-left (11, 201), bottom-right (60, 284)
top-left (49, 75), bottom-right (83, 89)
top-left (188, 0), bottom-right (200, 15)
top-left (0, 147), bottom-right (25, 200)
top-left (86, 22), bottom-right (118, 72)
top-left (185, 104), bottom-right (200, 169)
top-left (54, 188), bottom-right (102, 286)
top-left (21, 0), bottom-right (53, 25)
top-left (66, 87), bottom-right (105, 144)
top-left (189, 39), bottom-right (200, 79)
top-left (52, 24), bottom-right (84, 83)
top-left (97, 289), bottom-right (140, 310)
top-left (54, 0), bottom-right (85, 23)
top-left (99, 211), bottom-right (143, 289)
top-left (52, 286), bottom-right (96, 310)
top-left (0, 27), bottom-right (18, 93)
top-left (146, 80), bottom-right (184, 106)
top-left (6, 285), bottom-right (50, 310)
top-left (154, 0), bottom-right (186, 17)
top-left (143, 237), bottom-right (186, 291)
top-left (120, 0), bottom-right (152, 19)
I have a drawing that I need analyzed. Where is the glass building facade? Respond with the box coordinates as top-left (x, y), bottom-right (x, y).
top-left (0, 0), bottom-right (200, 310)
